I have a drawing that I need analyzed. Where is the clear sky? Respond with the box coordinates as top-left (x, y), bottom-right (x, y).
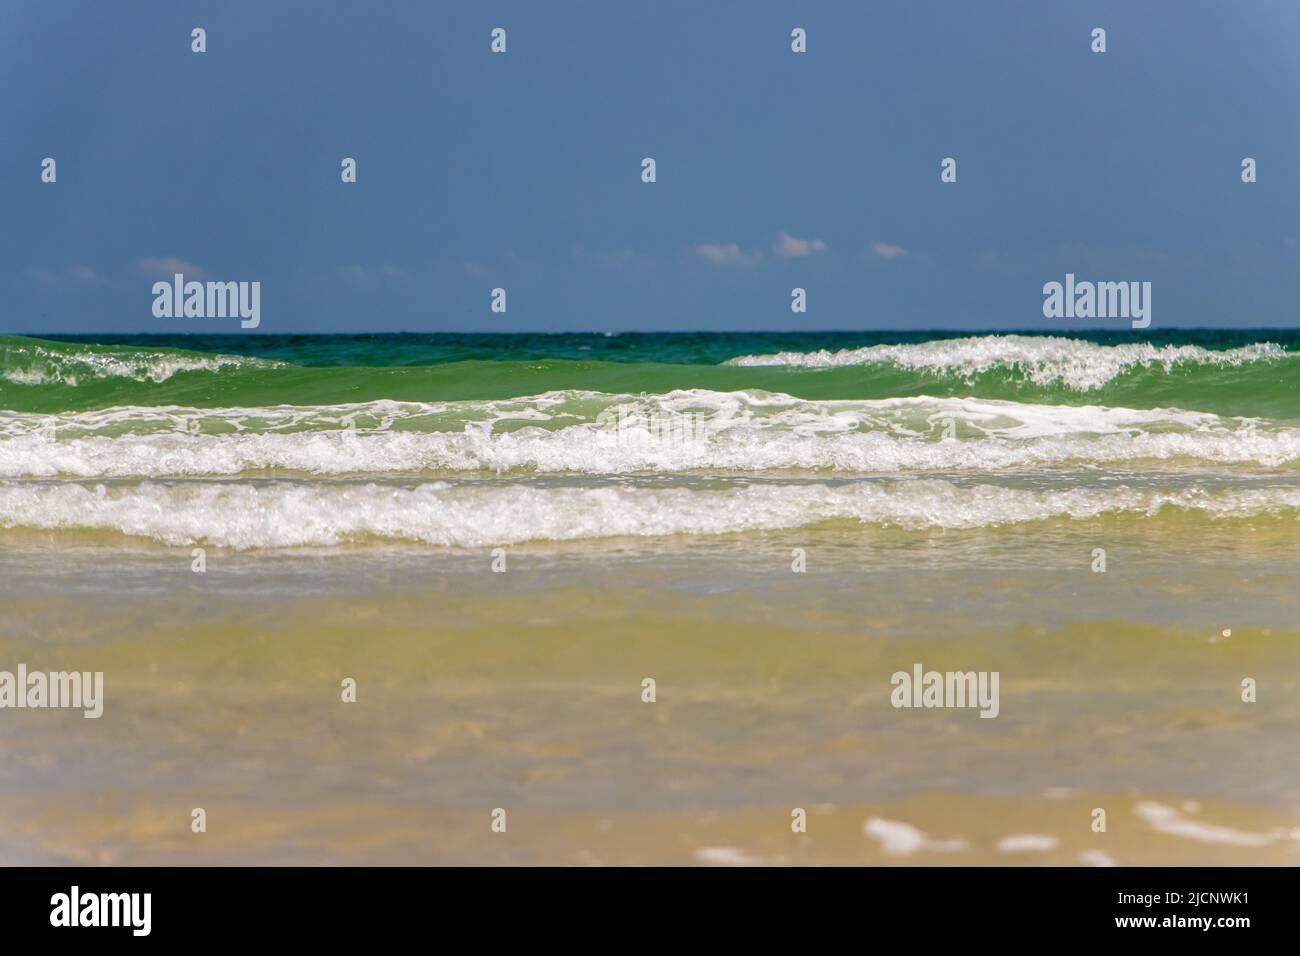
top-left (4, 0), bottom-right (1299, 334)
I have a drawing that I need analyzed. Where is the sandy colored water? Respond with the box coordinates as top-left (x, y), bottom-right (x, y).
top-left (1, 518), bottom-right (1298, 865)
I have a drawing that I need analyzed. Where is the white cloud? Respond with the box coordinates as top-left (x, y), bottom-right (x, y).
top-left (138, 256), bottom-right (206, 279)
top-left (379, 265), bottom-right (406, 279)
top-left (691, 242), bottom-right (761, 269)
top-left (337, 265), bottom-right (369, 283)
top-left (775, 231), bottom-right (828, 259)
top-left (868, 242), bottom-right (907, 261)
top-left (32, 265), bottom-right (100, 284)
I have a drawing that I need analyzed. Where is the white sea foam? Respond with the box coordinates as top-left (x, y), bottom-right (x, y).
top-left (863, 818), bottom-right (968, 855)
top-left (693, 846), bottom-right (771, 866)
top-left (1078, 850), bottom-right (1118, 867)
top-left (0, 342), bottom-right (280, 386)
top-left (996, 834), bottom-right (1060, 853)
top-left (725, 335), bottom-right (1288, 390)
top-left (1, 391), bottom-right (1294, 478)
top-left (1133, 802), bottom-right (1281, 847)
top-left (1, 477), bottom-right (1296, 549)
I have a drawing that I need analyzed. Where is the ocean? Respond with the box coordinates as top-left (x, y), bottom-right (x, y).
top-left (1, 330), bottom-right (1298, 865)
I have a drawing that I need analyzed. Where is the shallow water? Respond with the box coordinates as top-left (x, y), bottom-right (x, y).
top-left (2, 520), bottom-right (1297, 865)
top-left (1, 332), bottom-right (1297, 864)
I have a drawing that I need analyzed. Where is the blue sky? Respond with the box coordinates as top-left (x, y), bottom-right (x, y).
top-left (3, 0), bottom-right (1299, 333)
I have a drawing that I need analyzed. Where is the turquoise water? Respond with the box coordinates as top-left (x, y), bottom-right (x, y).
top-left (0, 330), bottom-right (1297, 549)
top-left (4, 330), bottom-right (1298, 417)
top-left (29, 329), bottom-right (1300, 368)
top-left (3, 330), bottom-right (1299, 864)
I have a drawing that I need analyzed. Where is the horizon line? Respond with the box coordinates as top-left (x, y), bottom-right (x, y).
top-left (9, 326), bottom-right (1299, 337)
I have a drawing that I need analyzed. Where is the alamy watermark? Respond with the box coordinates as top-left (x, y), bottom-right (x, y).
top-left (0, 664), bottom-right (103, 718)
top-left (50, 886), bottom-right (150, 936)
top-left (151, 272), bottom-right (260, 328)
top-left (890, 663), bottom-right (999, 718)
top-left (594, 404), bottom-right (710, 449)
top-left (1042, 273), bottom-right (1151, 329)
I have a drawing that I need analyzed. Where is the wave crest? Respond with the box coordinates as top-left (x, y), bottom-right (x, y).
top-left (1, 392), bottom-right (1295, 477)
top-left (725, 335), bottom-right (1289, 390)
top-left (2, 478), bottom-right (1297, 549)
top-left (0, 336), bottom-right (281, 386)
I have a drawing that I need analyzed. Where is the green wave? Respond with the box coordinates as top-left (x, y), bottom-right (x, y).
top-left (2, 333), bottom-right (1297, 419)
